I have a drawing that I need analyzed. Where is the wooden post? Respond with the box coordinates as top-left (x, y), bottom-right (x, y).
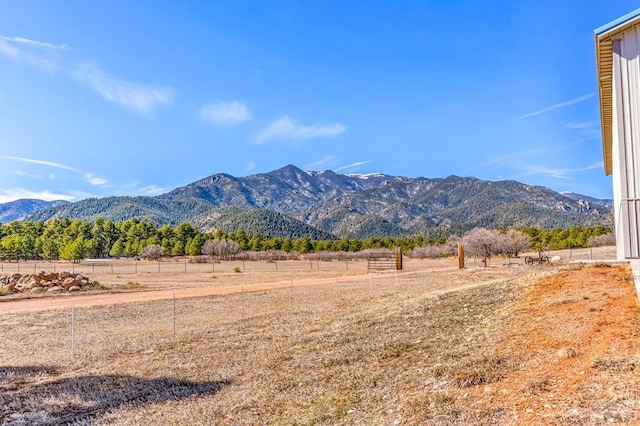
top-left (395, 247), bottom-right (403, 270)
top-left (458, 242), bottom-right (465, 269)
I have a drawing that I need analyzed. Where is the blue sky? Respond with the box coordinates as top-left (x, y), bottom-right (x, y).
top-left (0, 1), bottom-right (632, 203)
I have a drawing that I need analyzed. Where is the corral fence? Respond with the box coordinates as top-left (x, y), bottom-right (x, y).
top-left (367, 247), bottom-right (403, 271)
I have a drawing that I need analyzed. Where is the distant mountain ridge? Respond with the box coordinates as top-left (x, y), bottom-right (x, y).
top-left (7, 165), bottom-right (613, 239)
top-left (0, 199), bottom-right (69, 223)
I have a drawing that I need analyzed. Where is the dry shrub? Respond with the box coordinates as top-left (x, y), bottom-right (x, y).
top-left (452, 356), bottom-right (509, 388)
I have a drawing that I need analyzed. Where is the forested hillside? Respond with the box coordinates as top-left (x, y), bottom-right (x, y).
top-left (13, 165), bottom-right (613, 239)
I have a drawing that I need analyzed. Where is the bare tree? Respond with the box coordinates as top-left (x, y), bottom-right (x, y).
top-left (407, 245), bottom-right (447, 259)
top-left (461, 228), bottom-right (501, 266)
top-left (202, 240), bottom-right (216, 259)
top-left (502, 229), bottom-right (531, 258)
top-left (202, 239), bottom-right (242, 260)
top-left (139, 244), bottom-right (163, 260)
top-left (588, 232), bottom-right (616, 247)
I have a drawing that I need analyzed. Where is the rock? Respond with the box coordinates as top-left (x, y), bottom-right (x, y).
top-left (61, 277), bottom-right (77, 289)
top-left (15, 279), bottom-right (39, 291)
top-left (6, 271), bottom-right (96, 294)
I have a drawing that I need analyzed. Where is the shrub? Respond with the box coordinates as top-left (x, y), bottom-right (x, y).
top-left (139, 244), bottom-right (163, 260)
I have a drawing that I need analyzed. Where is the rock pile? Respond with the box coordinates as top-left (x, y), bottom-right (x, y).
top-left (0, 272), bottom-right (98, 294)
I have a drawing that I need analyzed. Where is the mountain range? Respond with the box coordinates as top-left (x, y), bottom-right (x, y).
top-left (0, 199), bottom-right (69, 223)
top-left (4, 165), bottom-right (613, 239)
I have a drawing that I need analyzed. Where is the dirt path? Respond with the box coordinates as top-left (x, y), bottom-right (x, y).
top-left (0, 268), bottom-right (468, 314)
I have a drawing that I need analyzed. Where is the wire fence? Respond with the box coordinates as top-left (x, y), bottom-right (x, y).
top-left (0, 258), bottom-right (370, 276)
top-left (1, 267), bottom-right (441, 360)
top-left (0, 246), bottom-right (613, 276)
top-left (0, 246), bottom-right (618, 363)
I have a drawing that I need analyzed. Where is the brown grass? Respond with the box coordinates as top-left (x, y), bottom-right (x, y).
top-left (1, 247), bottom-right (639, 425)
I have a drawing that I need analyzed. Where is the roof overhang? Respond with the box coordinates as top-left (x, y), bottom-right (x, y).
top-left (595, 8), bottom-right (640, 176)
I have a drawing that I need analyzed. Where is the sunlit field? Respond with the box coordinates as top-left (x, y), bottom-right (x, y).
top-left (3, 246), bottom-right (636, 425)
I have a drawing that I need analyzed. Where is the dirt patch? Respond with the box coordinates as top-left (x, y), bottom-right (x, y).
top-left (487, 263), bottom-right (640, 424)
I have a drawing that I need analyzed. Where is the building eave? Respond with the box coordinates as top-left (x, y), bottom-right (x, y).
top-left (595, 8), bottom-right (640, 176)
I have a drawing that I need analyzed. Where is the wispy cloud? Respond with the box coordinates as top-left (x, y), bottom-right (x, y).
top-left (2, 155), bottom-right (81, 172)
top-left (517, 93), bottom-right (595, 120)
top-left (466, 147), bottom-right (604, 182)
top-left (0, 188), bottom-right (76, 203)
top-left (254, 116), bottom-right (346, 144)
top-left (0, 34), bottom-right (67, 72)
top-left (119, 181), bottom-right (167, 196)
top-left (0, 35), bottom-right (68, 50)
top-left (522, 162), bottom-right (604, 180)
top-left (73, 63), bottom-right (174, 114)
top-left (565, 120), bottom-right (601, 140)
top-left (84, 173), bottom-right (108, 186)
top-left (138, 185), bottom-right (167, 196)
top-left (335, 160), bottom-right (373, 172)
top-left (200, 101), bottom-right (251, 126)
top-left (0, 39), bottom-right (19, 59)
top-left (305, 156), bottom-right (335, 170)
top-left (2, 155), bottom-right (108, 187)
top-left (244, 161), bottom-right (256, 173)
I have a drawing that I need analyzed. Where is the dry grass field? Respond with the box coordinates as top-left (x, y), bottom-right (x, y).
top-left (1, 246), bottom-right (639, 425)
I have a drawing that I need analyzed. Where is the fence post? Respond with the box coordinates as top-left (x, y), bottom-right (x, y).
top-left (173, 293), bottom-right (176, 335)
top-left (71, 302), bottom-right (76, 354)
top-left (184, 261), bottom-right (187, 273)
top-left (395, 269), bottom-right (399, 288)
top-left (241, 283), bottom-right (245, 320)
top-left (290, 280), bottom-right (293, 307)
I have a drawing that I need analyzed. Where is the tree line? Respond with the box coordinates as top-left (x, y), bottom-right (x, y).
top-left (0, 217), bottom-right (612, 262)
